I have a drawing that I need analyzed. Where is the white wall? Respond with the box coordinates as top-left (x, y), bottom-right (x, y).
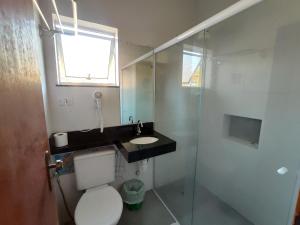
top-left (41, 0), bottom-right (243, 134)
top-left (43, 40), bottom-right (151, 133)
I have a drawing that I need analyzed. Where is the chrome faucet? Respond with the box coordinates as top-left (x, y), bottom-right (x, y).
top-left (136, 120), bottom-right (143, 136)
top-left (129, 116), bottom-right (134, 124)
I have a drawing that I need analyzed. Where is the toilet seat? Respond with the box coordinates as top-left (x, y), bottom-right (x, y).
top-left (75, 186), bottom-right (123, 225)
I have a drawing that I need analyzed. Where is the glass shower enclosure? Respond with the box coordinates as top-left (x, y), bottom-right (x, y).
top-left (153, 0), bottom-right (300, 225)
top-left (154, 31), bottom-right (205, 225)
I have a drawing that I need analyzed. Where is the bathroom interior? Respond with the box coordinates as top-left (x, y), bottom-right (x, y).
top-left (1, 0), bottom-right (300, 225)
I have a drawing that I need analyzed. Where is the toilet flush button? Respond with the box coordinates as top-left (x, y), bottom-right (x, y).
top-left (277, 167), bottom-right (288, 175)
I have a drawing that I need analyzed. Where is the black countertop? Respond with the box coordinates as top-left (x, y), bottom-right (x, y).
top-left (117, 131), bottom-right (176, 163)
top-left (49, 123), bottom-right (176, 163)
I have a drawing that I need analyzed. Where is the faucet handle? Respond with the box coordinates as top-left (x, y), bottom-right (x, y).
top-left (136, 120), bottom-right (143, 136)
top-left (137, 120), bottom-right (143, 127)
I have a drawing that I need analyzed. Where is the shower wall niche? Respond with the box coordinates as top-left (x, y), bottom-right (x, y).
top-left (223, 114), bottom-right (262, 148)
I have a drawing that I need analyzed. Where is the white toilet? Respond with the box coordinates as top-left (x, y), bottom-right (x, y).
top-left (73, 148), bottom-right (123, 225)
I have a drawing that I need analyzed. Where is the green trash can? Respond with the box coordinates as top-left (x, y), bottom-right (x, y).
top-left (121, 179), bottom-right (145, 210)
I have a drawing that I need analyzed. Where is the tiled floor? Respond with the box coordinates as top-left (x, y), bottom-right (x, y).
top-left (65, 184), bottom-right (251, 225)
top-left (118, 190), bottom-right (175, 225)
top-left (154, 180), bottom-right (193, 225)
top-left (156, 179), bottom-right (253, 225)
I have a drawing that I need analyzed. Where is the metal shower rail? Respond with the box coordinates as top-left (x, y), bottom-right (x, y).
top-left (121, 0), bottom-right (264, 71)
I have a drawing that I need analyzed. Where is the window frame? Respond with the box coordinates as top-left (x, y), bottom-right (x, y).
top-left (181, 45), bottom-right (203, 88)
top-left (53, 15), bottom-right (119, 87)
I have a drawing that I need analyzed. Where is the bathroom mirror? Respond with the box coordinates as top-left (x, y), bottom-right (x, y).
top-left (120, 54), bottom-right (154, 124)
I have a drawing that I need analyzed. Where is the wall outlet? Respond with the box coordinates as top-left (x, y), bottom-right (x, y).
top-left (58, 97), bottom-right (74, 107)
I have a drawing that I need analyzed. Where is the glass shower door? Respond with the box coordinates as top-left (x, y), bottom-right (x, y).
top-left (154, 31), bottom-right (205, 225)
top-left (193, 0), bottom-right (300, 225)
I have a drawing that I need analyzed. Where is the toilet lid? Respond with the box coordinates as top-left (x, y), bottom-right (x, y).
top-left (75, 186), bottom-right (123, 225)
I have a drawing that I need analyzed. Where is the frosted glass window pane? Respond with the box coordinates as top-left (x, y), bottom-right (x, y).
top-left (54, 17), bottom-right (118, 86)
top-left (61, 34), bottom-right (111, 79)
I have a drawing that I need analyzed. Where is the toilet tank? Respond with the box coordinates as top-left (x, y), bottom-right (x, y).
top-left (74, 147), bottom-right (115, 190)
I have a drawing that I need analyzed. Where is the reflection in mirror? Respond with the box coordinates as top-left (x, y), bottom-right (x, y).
top-left (121, 55), bottom-right (154, 124)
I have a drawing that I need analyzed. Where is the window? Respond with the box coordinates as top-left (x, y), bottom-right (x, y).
top-left (54, 15), bottom-right (118, 86)
top-left (182, 48), bottom-right (203, 87)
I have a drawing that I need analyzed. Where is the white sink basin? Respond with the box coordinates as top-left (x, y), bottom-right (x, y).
top-left (130, 137), bottom-right (159, 145)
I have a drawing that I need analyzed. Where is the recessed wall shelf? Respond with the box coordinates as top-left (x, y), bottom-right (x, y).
top-left (223, 114), bottom-right (262, 149)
